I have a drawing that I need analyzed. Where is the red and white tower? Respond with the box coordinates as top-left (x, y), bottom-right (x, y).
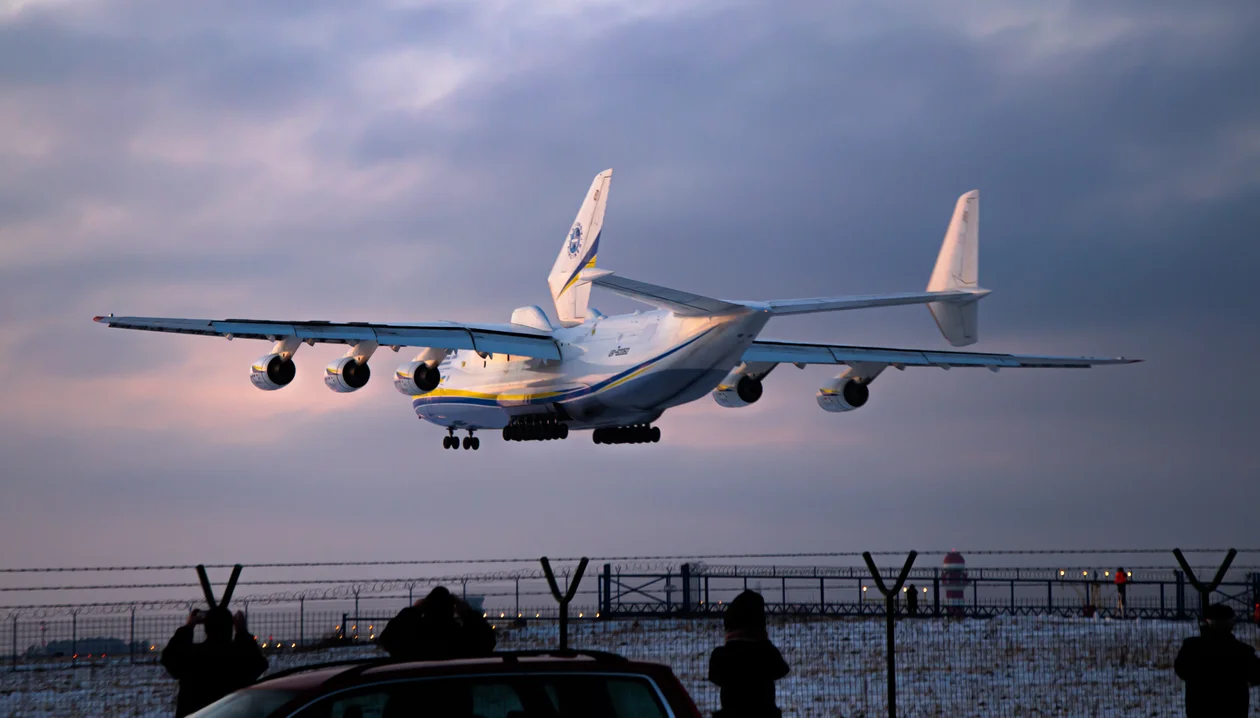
top-left (942, 551), bottom-right (968, 617)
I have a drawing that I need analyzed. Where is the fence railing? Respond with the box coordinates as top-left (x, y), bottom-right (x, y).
top-left (2, 550), bottom-right (1259, 717)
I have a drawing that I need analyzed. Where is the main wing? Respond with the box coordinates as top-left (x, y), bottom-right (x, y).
top-left (742, 339), bottom-right (1139, 370)
top-left (93, 315), bottom-right (562, 359)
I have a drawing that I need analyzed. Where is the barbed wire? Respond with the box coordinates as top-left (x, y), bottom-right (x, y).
top-left (0, 569), bottom-right (556, 593)
top-left (1, 549), bottom-right (1254, 574)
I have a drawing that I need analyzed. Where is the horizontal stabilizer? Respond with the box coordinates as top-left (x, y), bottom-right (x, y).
top-left (746, 289), bottom-right (985, 316)
top-left (582, 271), bottom-right (744, 316)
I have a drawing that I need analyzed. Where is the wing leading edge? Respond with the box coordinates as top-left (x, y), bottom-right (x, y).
top-left (93, 316), bottom-right (562, 360)
top-left (742, 339), bottom-right (1139, 369)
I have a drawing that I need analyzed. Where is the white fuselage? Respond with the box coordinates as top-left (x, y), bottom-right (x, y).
top-left (412, 308), bottom-right (771, 430)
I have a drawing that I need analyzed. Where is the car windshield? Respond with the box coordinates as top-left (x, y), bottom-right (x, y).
top-left (188, 688), bottom-right (303, 718)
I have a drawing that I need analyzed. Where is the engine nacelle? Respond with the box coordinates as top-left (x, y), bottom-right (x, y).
top-left (816, 376), bottom-right (870, 413)
top-left (393, 361), bottom-right (441, 396)
top-left (250, 353), bottom-right (296, 391)
top-left (713, 375), bottom-right (763, 408)
top-left (325, 356), bottom-right (371, 393)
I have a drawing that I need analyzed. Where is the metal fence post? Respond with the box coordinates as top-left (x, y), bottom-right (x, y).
top-left (71, 611), bottom-right (77, 665)
top-left (601, 564), bottom-right (611, 617)
top-left (129, 607), bottom-right (136, 664)
top-left (862, 551), bottom-right (917, 718)
top-left (10, 614), bottom-right (16, 671)
top-left (820, 578), bottom-right (826, 613)
top-left (681, 563), bottom-right (692, 618)
top-left (1175, 570), bottom-right (1186, 619)
top-left (1047, 581), bottom-right (1053, 613)
top-left (540, 557), bottom-right (589, 650)
top-left (299, 597), bottom-right (305, 647)
top-left (1010, 580), bottom-right (1015, 612)
top-left (340, 613), bottom-right (347, 641)
top-left (933, 575), bottom-right (941, 617)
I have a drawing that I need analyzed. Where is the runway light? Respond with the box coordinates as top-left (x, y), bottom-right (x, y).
top-left (368, 625), bottom-right (373, 631)
top-left (483, 612), bottom-right (488, 618)
top-left (500, 613), bottom-right (505, 618)
top-left (1082, 571), bottom-right (1088, 577)
top-left (1059, 570), bottom-right (1065, 577)
top-left (596, 612), bottom-right (600, 618)
top-left (923, 588), bottom-right (928, 593)
top-left (579, 612), bottom-right (584, 618)
top-left (902, 587), bottom-right (907, 593)
top-left (1127, 572), bottom-right (1132, 578)
top-left (862, 586), bottom-right (867, 592)
top-left (291, 643), bottom-right (296, 648)
top-left (369, 634), bottom-right (375, 640)
top-left (1105, 572), bottom-right (1110, 577)
top-left (518, 613), bottom-right (522, 618)
top-left (535, 613), bottom-right (540, 618)
top-left (262, 643), bottom-right (268, 648)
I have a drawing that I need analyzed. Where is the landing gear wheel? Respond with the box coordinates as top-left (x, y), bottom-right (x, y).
top-left (650, 426), bottom-right (661, 443)
top-left (471, 437), bottom-right (480, 450)
top-left (442, 436), bottom-right (452, 449)
top-left (462, 436), bottom-right (471, 450)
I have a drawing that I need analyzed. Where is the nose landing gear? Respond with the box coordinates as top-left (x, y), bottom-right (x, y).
top-left (442, 429), bottom-right (479, 450)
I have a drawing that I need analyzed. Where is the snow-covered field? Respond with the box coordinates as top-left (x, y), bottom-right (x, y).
top-left (1, 616), bottom-right (1254, 716)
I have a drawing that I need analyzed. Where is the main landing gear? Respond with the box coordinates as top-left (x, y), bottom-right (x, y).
top-left (503, 417), bottom-right (569, 442)
top-left (443, 429), bottom-right (479, 451)
top-left (593, 425), bottom-right (660, 445)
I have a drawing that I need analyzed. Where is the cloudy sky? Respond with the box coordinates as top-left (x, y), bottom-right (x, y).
top-left (1, 0), bottom-right (1257, 578)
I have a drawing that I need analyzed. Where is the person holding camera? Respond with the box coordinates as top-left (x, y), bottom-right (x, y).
top-left (379, 586), bottom-right (496, 661)
top-left (161, 607), bottom-right (269, 716)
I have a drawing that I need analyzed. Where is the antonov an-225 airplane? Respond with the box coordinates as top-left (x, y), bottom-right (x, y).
top-left (96, 169), bottom-right (1138, 450)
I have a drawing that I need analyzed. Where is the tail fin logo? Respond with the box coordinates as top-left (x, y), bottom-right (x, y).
top-left (567, 224), bottom-right (583, 257)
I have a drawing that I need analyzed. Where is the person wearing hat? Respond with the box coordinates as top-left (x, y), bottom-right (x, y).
top-left (162, 607), bottom-right (268, 717)
top-left (708, 590), bottom-right (790, 717)
top-left (1174, 603), bottom-right (1260, 717)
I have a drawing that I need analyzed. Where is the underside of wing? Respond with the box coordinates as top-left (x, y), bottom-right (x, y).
top-left (93, 315), bottom-right (562, 360)
top-left (742, 339), bottom-right (1140, 369)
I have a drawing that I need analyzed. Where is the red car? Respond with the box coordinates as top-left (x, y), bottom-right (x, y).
top-left (190, 650), bottom-right (702, 718)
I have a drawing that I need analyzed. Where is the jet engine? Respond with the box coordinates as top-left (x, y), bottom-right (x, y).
top-left (325, 356), bottom-right (371, 393)
top-left (713, 375), bottom-right (763, 408)
top-left (816, 375), bottom-right (870, 413)
top-left (250, 353), bottom-right (296, 391)
top-left (393, 360), bottom-right (441, 395)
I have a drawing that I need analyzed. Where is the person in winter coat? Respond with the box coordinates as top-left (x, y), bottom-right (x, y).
top-left (1114, 567), bottom-right (1129, 617)
top-left (708, 590), bottom-right (790, 717)
top-left (378, 586), bottom-right (496, 661)
top-left (1174, 603), bottom-right (1260, 717)
top-left (161, 607), bottom-right (268, 717)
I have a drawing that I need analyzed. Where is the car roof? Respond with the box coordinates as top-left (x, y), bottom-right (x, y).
top-left (257, 650), bottom-right (673, 692)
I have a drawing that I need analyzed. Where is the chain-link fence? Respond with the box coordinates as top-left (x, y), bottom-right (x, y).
top-left (1, 612), bottom-right (1256, 716)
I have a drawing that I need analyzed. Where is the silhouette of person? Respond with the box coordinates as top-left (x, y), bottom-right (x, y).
top-left (1174, 603), bottom-right (1260, 717)
top-left (1114, 567), bottom-right (1128, 617)
top-left (161, 607), bottom-right (268, 717)
top-left (906, 584), bottom-right (919, 616)
top-left (708, 590), bottom-right (790, 717)
top-left (378, 586), bottom-right (496, 661)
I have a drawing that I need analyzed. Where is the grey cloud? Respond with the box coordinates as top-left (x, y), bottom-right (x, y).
top-left (0, 0), bottom-right (1258, 569)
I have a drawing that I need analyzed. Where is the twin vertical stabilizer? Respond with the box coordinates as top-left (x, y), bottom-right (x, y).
top-left (548, 169), bottom-right (612, 327)
top-left (927, 190), bottom-right (983, 346)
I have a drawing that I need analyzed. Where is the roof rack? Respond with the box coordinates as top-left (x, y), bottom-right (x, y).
top-left (255, 649), bottom-right (629, 685)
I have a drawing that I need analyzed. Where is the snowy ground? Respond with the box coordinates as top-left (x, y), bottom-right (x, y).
top-left (1, 616), bottom-right (1255, 716)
